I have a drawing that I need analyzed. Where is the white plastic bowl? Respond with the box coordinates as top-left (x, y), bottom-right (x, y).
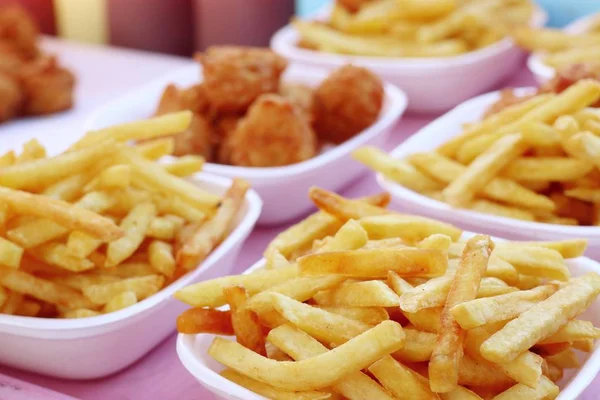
top-left (271, 6), bottom-right (546, 113)
top-left (85, 63), bottom-right (407, 226)
top-left (529, 13), bottom-right (600, 84)
top-left (176, 232), bottom-right (600, 400)
top-left (375, 87), bottom-right (600, 259)
top-left (0, 173), bottom-right (261, 380)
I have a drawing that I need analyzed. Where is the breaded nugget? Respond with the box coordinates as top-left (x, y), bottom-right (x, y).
top-left (0, 40), bottom-right (25, 74)
top-left (279, 82), bottom-right (314, 123)
top-left (0, 72), bottom-right (23, 122)
top-left (0, 5), bottom-right (39, 59)
top-left (213, 114), bottom-right (243, 164)
top-left (155, 84), bottom-right (213, 160)
top-left (198, 46), bottom-right (287, 113)
top-left (312, 65), bottom-right (384, 144)
top-left (19, 56), bottom-right (75, 115)
top-left (224, 94), bottom-right (317, 167)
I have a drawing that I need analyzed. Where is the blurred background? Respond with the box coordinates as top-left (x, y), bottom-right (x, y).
top-left (1, 0), bottom-right (600, 56)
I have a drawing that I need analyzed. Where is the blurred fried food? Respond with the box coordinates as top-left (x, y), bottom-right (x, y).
top-left (313, 65), bottom-right (384, 144)
top-left (224, 94), bottom-right (317, 167)
top-left (0, 5), bottom-right (75, 123)
top-left (279, 82), bottom-right (315, 123)
top-left (198, 46), bottom-right (288, 113)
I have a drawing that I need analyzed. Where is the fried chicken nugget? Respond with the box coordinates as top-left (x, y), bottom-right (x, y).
top-left (0, 5), bottom-right (39, 59)
top-left (0, 40), bottom-right (26, 75)
top-left (198, 46), bottom-right (288, 113)
top-left (223, 94), bottom-right (317, 167)
top-left (0, 72), bottom-right (23, 122)
top-left (155, 84), bottom-right (213, 159)
top-left (312, 65), bottom-right (384, 144)
top-left (19, 56), bottom-right (75, 115)
top-left (279, 82), bottom-right (314, 123)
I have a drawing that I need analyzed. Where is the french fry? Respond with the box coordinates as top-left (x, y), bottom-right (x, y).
top-left (309, 187), bottom-right (391, 221)
top-left (148, 240), bottom-right (176, 278)
top-left (207, 320), bottom-right (405, 391)
top-left (267, 323), bottom-right (395, 400)
top-left (66, 231), bottom-right (102, 259)
top-left (400, 276), bottom-right (452, 313)
top-left (86, 164), bottom-right (131, 191)
top-left (95, 262), bottom-right (157, 279)
top-left (0, 150), bottom-right (16, 167)
top-left (15, 300), bottom-right (42, 317)
top-left (313, 280), bottom-right (401, 307)
top-left (480, 273), bottom-right (600, 363)
top-left (501, 157), bottom-right (593, 182)
top-left (458, 355), bottom-right (514, 391)
top-left (403, 307), bottom-right (442, 333)
top-left (135, 137), bottom-right (174, 160)
top-left (0, 141), bottom-right (117, 190)
top-left (106, 202), bottom-right (157, 267)
top-left (16, 139), bottom-right (46, 163)
top-left (512, 26), bottom-right (600, 52)
top-left (443, 133), bottom-right (526, 206)
top-left (83, 275), bottom-right (164, 305)
top-left (573, 338), bottom-right (595, 352)
top-left (0, 187), bottom-right (122, 242)
top-left (176, 307), bottom-right (234, 334)
top-left (42, 173), bottom-right (89, 201)
top-left (370, 355), bottom-right (438, 399)
top-left (0, 267), bottom-right (94, 309)
top-left (537, 320), bottom-right (600, 344)
top-left (265, 249), bottom-right (290, 270)
top-left (220, 369), bottom-right (331, 400)
top-left (62, 308), bottom-right (101, 319)
top-left (30, 243), bottom-right (95, 272)
top-left (224, 286), bottom-right (266, 356)
top-left (177, 179), bottom-right (248, 269)
top-left (392, 328), bottom-right (437, 363)
top-left (450, 284), bottom-right (558, 330)
top-left (73, 111), bottom-right (193, 149)
top-left (163, 155), bottom-right (204, 177)
top-left (53, 274), bottom-right (120, 291)
top-left (388, 270), bottom-right (415, 295)
top-left (0, 237), bottom-right (23, 269)
top-left (298, 248), bottom-right (447, 278)
top-left (175, 266), bottom-right (298, 308)
top-left (353, 147), bottom-right (443, 193)
top-left (500, 239), bottom-right (587, 259)
top-left (545, 349), bottom-right (580, 369)
top-left (429, 235), bottom-right (494, 393)
top-left (491, 376), bottom-right (558, 400)
top-left (543, 360), bottom-right (564, 383)
top-left (359, 214), bottom-right (462, 243)
top-left (103, 291), bottom-right (137, 313)
top-left (493, 246), bottom-right (570, 281)
top-left (0, 290), bottom-right (22, 314)
top-left (317, 306), bottom-right (389, 325)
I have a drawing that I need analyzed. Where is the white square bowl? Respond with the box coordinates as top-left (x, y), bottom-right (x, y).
top-left (175, 232), bottom-right (600, 400)
top-left (270, 5), bottom-right (546, 113)
top-left (528, 12), bottom-right (600, 84)
top-left (85, 63), bottom-right (407, 226)
top-left (374, 88), bottom-right (600, 259)
top-left (0, 173), bottom-right (262, 380)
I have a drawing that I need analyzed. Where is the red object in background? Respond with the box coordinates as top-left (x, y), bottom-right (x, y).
top-left (193, 0), bottom-right (294, 51)
top-left (0, 0), bottom-right (55, 34)
top-left (107, 0), bottom-right (193, 56)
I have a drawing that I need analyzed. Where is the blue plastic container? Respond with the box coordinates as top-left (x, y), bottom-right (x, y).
top-left (534, 0), bottom-right (600, 27)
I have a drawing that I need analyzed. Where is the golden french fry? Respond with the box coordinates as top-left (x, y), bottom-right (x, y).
top-left (53, 274), bottom-right (120, 291)
top-left (545, 349), bottom-right (580, 369)
top-left (86, 164), bottom-right (131, 191)
top-left (83, 274), bottom-right (164, 305)
top-left (0, 290), bottom-right (22, 314)
top-left (163, 155), bottom-right (204, 177)
top-left (502, 157), bottom-right (593, 182)
top-left (538, 320), bottom-right (600, 344)
top-left (443, 134), bottom-right (526, 206)
top-left (573, 338), bottom-right (595, 352)
top-left (73, 111), bottom-right (193, 149)
top-left (135, 137), bottom-right (175, 160)
top-left (500, 239), bottom-right (587, 259)
top-left (353, 147), bottom-right (443, 193)
top-left (95, 262), bottom-right (156, 279)
top-left (417, 234), bottom-right (453, 251)
top-left (176, 307), bottom-right (234, 335)
top-left (359, 214), bottom-right (462, 243)
top-left (66, 231), bottom-right (102, 259)
top-left (468, 199), bottom-right (535, 221)
top-left (224, 285), bottom-right (266, 356)
top-left (106, 202), bottom-right (157, 267)
top-left (175, 266), bottom-right (298, 308)
top-left (481, 273), bottom-right (600, 363)
top-left (16, 139), bottom-right (46, 163)
top-left (313, 280), bottom-right (401, 307)
top-left (220, 369), bottom-right (331, 400)
top-left (370, 355), bottom-right (438, 399)
top-left (317, 306), bottom-right (389, 325)
top-left (400, 276), bottom-right (452, 313)
top-left (298, 248), bottom-right (447, 278)
top-left (494, 246), bottom-right (569, 281)
top-left (451, 284), bottom-right (558, 330)
top-left (177, 178), bottom-right (248, 269)
top-left (62, 308), bottom-right (101, 319)
top-left (29, 243), bottom-right (95, 272)
top-left (0, 237), bottom-right (23, 269)
top-left (492, 376), bottom-right (558, 400)
top-left (392, 327), bottom-right (436, 363)
top-left (148, 240), bottom-right (176, 278)
top-left (265, 249), bottom-right (291, 270)
top-left (0, 266), bottom-right (93, 309)
top-left (267, 323), bottom-right (395, 400)
top-left (309, 187), bottom-right (391, 221)
top-left (388, 270), bottom-right (414, 295)
top-left (208, 320), bottom-right (405, 391)
top-left (403, 307), bottom-right (442, 333)
top-left (0, 187), bottom-right (122, 242)
top-left (42, 173), bottom-right (89, 202)
top-left (0, 150), bottom-right (16, 167)
top-left (429, 235), bottom-right (494, 393)
top-left (103, 291), bottom-right (137, 313)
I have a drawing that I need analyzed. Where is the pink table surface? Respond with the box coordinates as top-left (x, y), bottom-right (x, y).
top-left (1, 65), bottom-right (599, 400)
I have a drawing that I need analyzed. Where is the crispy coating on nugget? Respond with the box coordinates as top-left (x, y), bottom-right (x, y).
top-left (198, 46), bottom-right (287, 113)
top-left (223, 94), bottom-right (317, 167)
top-left (19, 56), bottom-right (75, 115)
top-left (155, 84), bottom-right (214, 160)
top-left (312, 65), bottom-right (384, 144)
top-left (0, 40), bottom-right (26, 74)
top-left (279, 82), bottom-right (314, 123)
top-left (0, 72), bottom-right (23, 122)
top-left (0, 5), bottom-right (39, 59)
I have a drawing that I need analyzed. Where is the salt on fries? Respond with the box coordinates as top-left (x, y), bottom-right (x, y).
top-left (0, 112), bottom-right (248, 319)
top-left (175, 188), bottom-right (599, 399)
top-left (355, 79), bottom-right (600, 226)
top-left (293, 0), bottom-right (534, 58)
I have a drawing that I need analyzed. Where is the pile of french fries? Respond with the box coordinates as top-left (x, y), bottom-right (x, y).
top-left (293, 0), bottom-right (534, 58)
top-left (175, 187), bottom-right (600, 399)
top-left (0, 111), bottom-right (248, 319)
top-left (513, 16), bottom-right (600, 70)
top-left (355, 79), bottom-right (600, 225)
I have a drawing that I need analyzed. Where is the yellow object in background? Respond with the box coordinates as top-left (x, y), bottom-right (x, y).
top-left (54, 0), bottom-right (108, 44)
